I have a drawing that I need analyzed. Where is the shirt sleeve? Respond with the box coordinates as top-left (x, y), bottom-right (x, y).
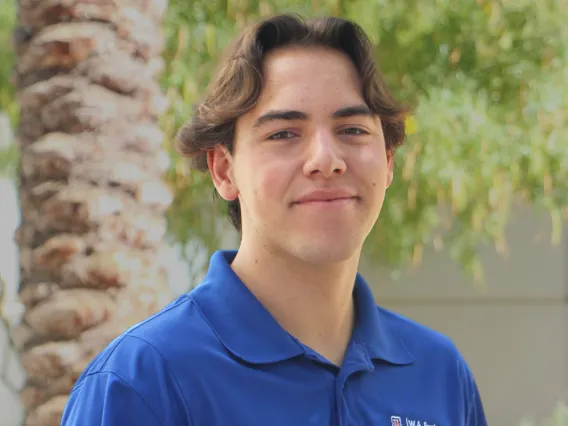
top-left (459, 356), bottom-right (488, 426)
top-left (61, 371), bottom-right (163, 426)
top-left (465, 376), bottom-right (487, 426)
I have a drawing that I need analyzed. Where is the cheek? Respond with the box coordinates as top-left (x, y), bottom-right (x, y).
top-left (237, 152), bottom-right (291, 209)
top-left (354, 146), bottom-right (388, 184)
top-left (257, 158), bottom-right (292, 201)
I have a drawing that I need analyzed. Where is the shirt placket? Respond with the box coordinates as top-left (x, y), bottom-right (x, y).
top-left (335, 339), bottom-right (374, 426)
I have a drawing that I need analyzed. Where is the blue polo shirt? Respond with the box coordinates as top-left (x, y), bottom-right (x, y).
top-left (62, 250), bottom-right (487, 426)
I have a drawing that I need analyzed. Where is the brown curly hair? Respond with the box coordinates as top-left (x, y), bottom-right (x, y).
top-left (176, 13), bottom-right (407, 232)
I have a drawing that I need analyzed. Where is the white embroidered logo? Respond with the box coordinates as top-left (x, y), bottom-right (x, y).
top-left (391, 416), bottom-right (436, 426)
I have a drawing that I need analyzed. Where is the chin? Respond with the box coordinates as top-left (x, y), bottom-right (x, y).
top-left (287, 234), bottom-right (363, 265)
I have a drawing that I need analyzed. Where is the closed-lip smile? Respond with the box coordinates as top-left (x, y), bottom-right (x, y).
top-left (293, 189), bottom-right (358, 205)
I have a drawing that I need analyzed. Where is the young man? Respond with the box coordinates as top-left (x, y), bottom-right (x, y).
top-left (62, 14), bottom-right (487, 426)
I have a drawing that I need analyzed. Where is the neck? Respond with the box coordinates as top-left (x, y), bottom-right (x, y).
top-left (230, 241), bottom-right (361, 366)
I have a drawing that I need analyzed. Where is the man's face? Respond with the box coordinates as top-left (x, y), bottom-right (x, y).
top-left (210, 46), bottom-right (393, 264)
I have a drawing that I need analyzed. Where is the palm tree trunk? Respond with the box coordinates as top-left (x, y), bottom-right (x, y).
top-left (12, 1), bottom-right (172, 424)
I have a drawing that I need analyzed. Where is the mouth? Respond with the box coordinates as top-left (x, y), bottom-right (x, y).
top-left (292, 188), bottom-right (359, 206)
top-left (292, 196), bottom-right (359, 206)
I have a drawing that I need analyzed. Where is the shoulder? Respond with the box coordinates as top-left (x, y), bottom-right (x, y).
top-left (376, 305), bottom-right (466, 365)
top-left (78, 291), bottom-right (216, 378)
top-left (376, 306), bottom-right (487, 425)
top-left (376, 305), bottom-right (484, 396)
top-left (66, 293), bottom-right (218, 424)
top-left (74, 291), bottom-right (219, 396)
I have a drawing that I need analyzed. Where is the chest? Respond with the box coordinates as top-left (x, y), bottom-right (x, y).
top-left (176, 359), bottom-right (461, 426)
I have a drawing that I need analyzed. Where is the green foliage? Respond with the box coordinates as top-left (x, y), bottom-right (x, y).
top-left (0, 0), bottom-right (18, 179)
top-left (162, 0), bottom-right (568, 279)
top-left (0, 0), bottom-right (17, 124)
top-left (354, 0), bottom-right (568, 279)
top-left (0, 0), bottom-right (565, 278)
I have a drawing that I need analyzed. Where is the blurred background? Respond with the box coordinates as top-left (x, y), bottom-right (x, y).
top-left (0, 0), bottom-right (567, 425)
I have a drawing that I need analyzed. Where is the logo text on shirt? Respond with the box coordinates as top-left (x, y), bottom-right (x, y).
top-left (391, 415), bottom-right (436, 426)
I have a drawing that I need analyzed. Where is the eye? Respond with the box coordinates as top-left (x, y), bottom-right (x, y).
top-left (340, 127), bottom-right (369, 136)
top-left (267, 130), bottom-right (297, 140)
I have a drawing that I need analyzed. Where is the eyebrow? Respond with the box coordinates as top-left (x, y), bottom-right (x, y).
top-left (252, 104), bottom-right (374, 128)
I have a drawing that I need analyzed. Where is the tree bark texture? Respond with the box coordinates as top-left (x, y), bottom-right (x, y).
top-left (12, 1), bottom-right (172, 424)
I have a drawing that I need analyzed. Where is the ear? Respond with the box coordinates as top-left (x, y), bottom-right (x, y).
top-left (207, 146), bottom-right (239, 201)
top-left (386, 154), bottom-right (394, 188)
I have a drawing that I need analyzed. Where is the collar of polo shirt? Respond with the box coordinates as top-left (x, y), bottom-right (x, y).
top-left (194, 250), bottom-right (416, 366)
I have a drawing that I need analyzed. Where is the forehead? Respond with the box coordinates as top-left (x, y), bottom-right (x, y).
top-left (252, 46), bottom-right (365, 115)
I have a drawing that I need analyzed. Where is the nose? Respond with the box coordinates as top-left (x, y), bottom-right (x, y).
top-left (302, 130), bottom-right (346, 178)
